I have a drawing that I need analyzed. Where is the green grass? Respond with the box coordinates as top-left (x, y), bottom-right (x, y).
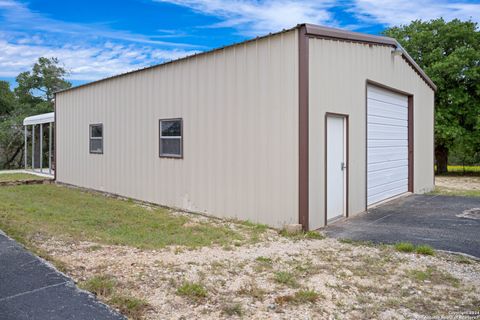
top-left (279, 230), bottom-right (325, 240)
top-left (80, 275), bottom-right (117, 297)
top-left (439, 165), bottom-right (480, 175)
top-left (395, 242), bottom-right (435, 255)
top-left (415, 245), bottom-right (435, 256)
top-left (109, 295), bottom-right (150, 320)
top-left (0, 173), bottom-right (47, 182)
top-left (431, 186), bottom-right (480, 197)
top-left (293, 289), bottom-right (321, 303)
top-left (394, 242), bottom-right (415, 253)
top-left (274, 271), bottom-right (299, 288)
top-left (407, 267), bottom-right (460, 287)
top-left (0, 184), bottom-right (243, 249)
top-left (176, 281), bottom-right (208, 300)
top-left (80, 274), bottom-right (150, 320)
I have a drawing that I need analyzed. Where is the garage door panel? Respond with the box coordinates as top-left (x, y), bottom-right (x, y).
top-left (368, 184), bottom-right (409, 205)
top-left (368, 115), bottom-right (407, 127)
top-left (368, 166), bottom-right (408, 189)
top-left (368, 123), bottom-right (407, 140)
top-left (368, 159), bottom-right (408, 172)
top-left (368, 86), bottom-right (409, 107)
top-left (368, 139), bottom-right (408, 148)
top-left (368, 99), bottom-right (408, 120)
top-left (368, 146), bottom-right (408, 164)
top-left (367, 85), bottom-right (409, 206)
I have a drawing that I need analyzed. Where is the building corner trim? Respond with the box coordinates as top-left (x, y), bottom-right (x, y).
top-left (298, 25), bottom-right (309, 230)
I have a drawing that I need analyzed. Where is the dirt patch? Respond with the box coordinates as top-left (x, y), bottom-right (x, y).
top-left (34, 225), bottom-right (480, 320)
top-left (436, 176), bottom-right (480, 191)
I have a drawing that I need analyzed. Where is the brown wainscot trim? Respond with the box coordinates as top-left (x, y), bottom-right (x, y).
top-left (159, 118), bottom-right (184, 159)
top-left (298, 25), bottom-right (309, 230)
top-left (324, 113), bottom-right (349, 226)
top-left (365, 80), bottom-right (414, 210)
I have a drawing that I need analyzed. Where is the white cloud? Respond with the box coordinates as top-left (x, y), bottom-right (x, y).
top-left (154, 0), bottom-right (337, 35)
top-left (352, 0), bottom-right (480, 26)
top-left (0, 0), bottom-right (201, 81)
top-left (0, 38), bottom-right (198, 80)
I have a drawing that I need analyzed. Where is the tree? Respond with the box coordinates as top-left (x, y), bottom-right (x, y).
top-left (15, 57), bottom-right (71, 104)
top-left (0, 57), bottom-right (71, 169)
top-left (0, 81), bottom-right (15, 116)
top-left (383, 19), bottom-right (480, 174)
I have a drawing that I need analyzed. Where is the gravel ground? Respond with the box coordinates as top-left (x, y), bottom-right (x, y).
top-left (34, 219), bottom-right (480, 320)
top-left (436, 176), bottom-right (480, 191)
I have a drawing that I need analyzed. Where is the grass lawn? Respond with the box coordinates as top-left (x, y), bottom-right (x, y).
top-left (0, 184), bottom-right (248, 249)
top-left (0, 172), bottom-right (48, 182)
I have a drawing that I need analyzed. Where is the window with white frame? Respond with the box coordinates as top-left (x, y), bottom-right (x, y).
top-left (159, 119), bottom-right (182, 158)
top-left (89, 124), bottom-right (103, 154)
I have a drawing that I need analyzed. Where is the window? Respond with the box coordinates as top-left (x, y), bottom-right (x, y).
top-left (89, 124), bottom-right (103, 154)
top-left (159, 119), bottom-right (182, 158)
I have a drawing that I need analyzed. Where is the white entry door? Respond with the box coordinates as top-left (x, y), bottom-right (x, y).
top-left (326, 115), bottom-right (346, 221)
top-left (367, 85), bottom-right (409, 205)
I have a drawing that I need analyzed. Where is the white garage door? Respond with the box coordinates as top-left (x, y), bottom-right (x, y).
top-left (367, 85), bottom-right (409, 206)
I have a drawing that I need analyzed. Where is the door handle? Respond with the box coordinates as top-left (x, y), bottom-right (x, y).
top-left (341, 162), bottom-right (347, 171)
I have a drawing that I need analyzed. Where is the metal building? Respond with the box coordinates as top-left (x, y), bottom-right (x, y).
top-left (55, 24), bottom-right (435, 230)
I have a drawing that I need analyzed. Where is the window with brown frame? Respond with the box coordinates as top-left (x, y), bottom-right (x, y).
top-left (159, 119), bottom-right (182, 158)
top-left (89, 124), bottom-right (103, 154)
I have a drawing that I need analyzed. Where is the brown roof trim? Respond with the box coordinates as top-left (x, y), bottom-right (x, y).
top-left (303, 24), bottom-right (437, 91)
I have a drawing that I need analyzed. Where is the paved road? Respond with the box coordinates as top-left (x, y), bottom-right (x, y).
top-left (0, 232), bottom-right (125, 320)
top-left (325, 195), bottom-right (480, 258)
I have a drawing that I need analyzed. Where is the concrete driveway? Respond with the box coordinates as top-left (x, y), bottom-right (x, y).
top-left (0, 231), bottom-right (125, 320)
top-left (325, 195), bottom-right (480, 258)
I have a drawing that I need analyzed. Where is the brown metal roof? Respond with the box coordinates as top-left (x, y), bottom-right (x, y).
top-left (56, 23), bottom-right (436, 94)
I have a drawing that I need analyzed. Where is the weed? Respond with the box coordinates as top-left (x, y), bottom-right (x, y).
top-left (274, 271), bottom-right (298, 288)
top-left (279, 230), bottom-right (325, 240)
top-left (415, 245), bottom-right (435, 256)
top-left (177, 281), bottom-right (208, 300)
top-left (255, 256), bottom-right (273, 264)
top-left (395, 242), bottom-right (415, 253)
top-left (237, 282), bottom-right (266, 300)
top-left (222, 302), bottom-right (243, 316)
top-left (294, 289), bottom-right (321, 303)
top-left (407, 267), bottom-right (460, 287)
top-left (80, 275), bottom-right (116, 297)
top-left (109, 294), bottom-right (150, 320)
top-left (275, 289), bottom-right (321, 305)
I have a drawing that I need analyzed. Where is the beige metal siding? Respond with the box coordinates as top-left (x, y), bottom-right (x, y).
top-left (56, 30), bottom-right (299, 228)
top-left (309, 38), bottom-right (434, 229)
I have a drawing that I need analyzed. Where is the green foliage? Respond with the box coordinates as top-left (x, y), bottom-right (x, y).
top-left (0, 81), bottom-right (15, 115)
top-left (273, 271), bottom-right (299, 287)
top-left (415, 245), bottom-right (435, 256)
top-left (15, 57), bottom-right (71, 102)
top-left (383, 19), bottom-right (480, 172)
top-left (395, 242), bottom-right (415, 253)
top-left (80, 275), bottom-right (117, 297)
top-left (0, 57), bottom-right (71, 169)
top-left (176, 281), bottom-right (208, 299)
top-left (108, 295), bottom-right (150, 320)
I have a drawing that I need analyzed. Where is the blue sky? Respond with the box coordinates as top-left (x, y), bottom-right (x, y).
top-left (1, 0), bottom-right (479, 88)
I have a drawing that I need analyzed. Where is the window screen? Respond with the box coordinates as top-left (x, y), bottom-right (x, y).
top-left (89, 124), bottom-right (103, 154)
top-left (160, 119), bottom-right (182, 158)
